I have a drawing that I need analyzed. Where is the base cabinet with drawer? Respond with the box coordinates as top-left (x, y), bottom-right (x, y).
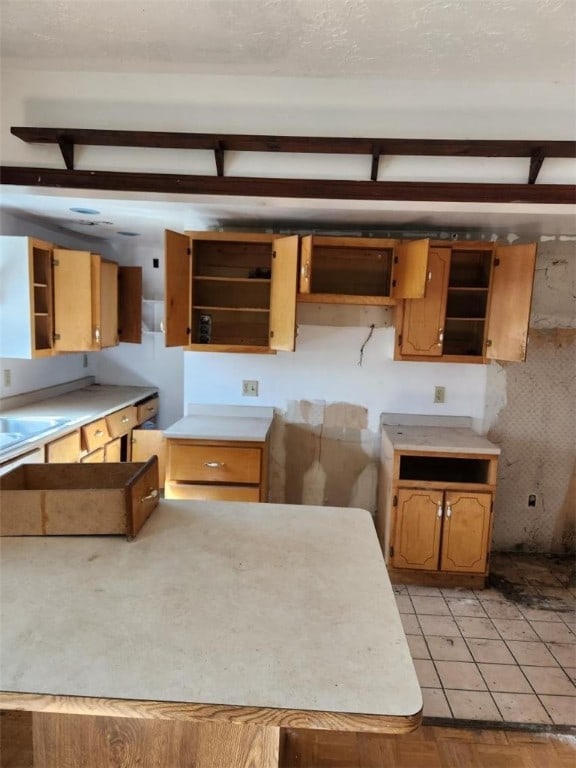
top-left (165, 438), bottom-right (269, 502)
top-left (377, 425), bottom-right (500, 588)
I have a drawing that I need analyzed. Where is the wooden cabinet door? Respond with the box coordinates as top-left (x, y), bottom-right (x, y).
top-left (399, 248), bottom-right (450, 356)
top-left (392, 488), bottom-right (443, 570)
top-left (164, 230), bottom-right (191, 347)
top-left (131, 429), bottom-right (166, 488)
top-left (118, 266), bottom-right (142, 343)
top-left (299, 235), bottom-right (312, 294)
top-left (486, 244), bottom-right (537, 362)
top-left (440, 491), bottom-right (492, 574)
top-left (104, 438), bottom-right (122, 462)
top-left (391, 239), bottom-right (429, 299)
top-left (99, 259), bottom-right (119, 348)
top-left (53, 249), bottom-right (94, 352)
top-left (269, 235), bottom-right (299, 351)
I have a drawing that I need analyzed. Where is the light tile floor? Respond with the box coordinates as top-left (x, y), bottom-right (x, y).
top-left (394, 552), bottom-right (576, 727)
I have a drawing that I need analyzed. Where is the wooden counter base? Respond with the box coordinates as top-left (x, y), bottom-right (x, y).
top-left (388, 567), bottom-right (487, 590)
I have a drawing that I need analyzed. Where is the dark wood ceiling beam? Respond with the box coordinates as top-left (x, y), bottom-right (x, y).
top-left (10, 127), bottom-right (576, 159)
top-left (1, 166), bottom-right (574, 204)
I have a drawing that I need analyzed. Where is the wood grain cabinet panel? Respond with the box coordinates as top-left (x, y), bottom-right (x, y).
top-left (165, 437), bottom-right (269, 503)
top-left (392, 489), bottom-right (443, 570)
top-left (45, 431), bottom-right (81, 463)
top-left (440, 491), bottom-right (492, 574)
top-left (106, 406), bottom-right (138, 438)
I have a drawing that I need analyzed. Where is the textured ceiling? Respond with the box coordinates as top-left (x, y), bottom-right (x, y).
top-left (1, 0), bottom-right (575, 82)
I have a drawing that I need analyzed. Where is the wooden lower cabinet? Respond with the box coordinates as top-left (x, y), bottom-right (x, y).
top-left (104, 438), bottom-right (122, 462)
top-left (81, 448), bottom-right (105, 463)
top-left (165, 438), bottom-right (269, 502)
top-left (392, 488), bottom-right (492, 575)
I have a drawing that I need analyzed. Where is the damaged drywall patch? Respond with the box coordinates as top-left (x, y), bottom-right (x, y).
top-left (271, 399), bottom-right (379, 510)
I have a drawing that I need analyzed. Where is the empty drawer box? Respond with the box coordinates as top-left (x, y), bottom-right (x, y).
top-left (0, 457), bottom-right (159, 540)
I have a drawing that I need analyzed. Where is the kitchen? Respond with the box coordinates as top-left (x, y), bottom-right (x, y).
top-left (1, 0), bottom-right (575, 764)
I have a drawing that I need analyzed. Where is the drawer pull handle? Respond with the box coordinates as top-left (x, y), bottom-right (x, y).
top-left (146, 406), bottom-right (155, 412)
top-left (121, 416), bottom-right (130, 423)
top-left (94, 429), bottom-right (104, 437)
top-left (141, 489), bottom-right (159, 502)
top-left (437, 502), bottom-right (443, 518)
top-left (205, 461), bottom-right (224, 469)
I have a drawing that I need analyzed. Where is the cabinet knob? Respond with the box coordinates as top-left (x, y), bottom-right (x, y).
top-left (205, 461), bottom-right (225, 469)
top-left (446, 502), bottom-right (452, 518)
top-left (141, 489), bottom-right (159, 502)
top-left (438, 329), bottom-right (444, 343)
top-left (437, 501), bottom-right (443, 518)
top-left (94, 327), bottom-right (101, 342)
top-left (302, 262), bottom-right (310, 279)
top-left (121, 416), bottom-right (130, 423)
top-left (94, 429), bottom-right (103, 437)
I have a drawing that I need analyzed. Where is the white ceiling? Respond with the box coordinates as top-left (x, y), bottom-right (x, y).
top-left (1, 0), bottom-right (575, 241)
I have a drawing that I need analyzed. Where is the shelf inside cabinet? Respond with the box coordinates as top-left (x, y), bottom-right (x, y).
top-left (399, 455), bottom-right (492, 484)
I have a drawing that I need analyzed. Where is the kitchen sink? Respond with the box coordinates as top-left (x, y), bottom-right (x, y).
top-left (0, 416), bottom-right (71, 454)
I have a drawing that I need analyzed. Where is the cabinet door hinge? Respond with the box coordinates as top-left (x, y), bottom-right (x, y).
top-left (186, 327), bottom-right (191, 335)
top-left (272, 250), bottom-right (277, 259)
top-left (187, 247), bottom-right (191, 256)
top-left (270, 330), bottom-right (275, 338)
top-left (494, 258), bottom-right (500, 266)
top-left (393, 494), bottom-right (398, 507)
top-left (389, 545), bottom-right (394, 558)
top-left (398, 335), bottom-right (402, 347)
top-left (52, 258), bottom-right (59, 267)
top-left (52, 333), bottom-right (61, 341)
top-left (392, 279), bottom-right (397, 287)
top-left (394, 255), bottom-right (398, 264)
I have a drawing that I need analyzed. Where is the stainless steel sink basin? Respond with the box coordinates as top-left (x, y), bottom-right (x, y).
top-left (0, 416), bottom-right (71, 453)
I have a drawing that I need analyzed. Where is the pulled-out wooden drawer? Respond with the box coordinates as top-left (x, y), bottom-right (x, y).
top-left (105, 438), bottom-right (122, 462)
top-left (168, 442), bottom-right (261, 484)
top-left (0, 457), bottom-right (159, 540)
top-left (165, 482), bottom-right (260, 502)
top-left (137, 396), bottom-right (159, 424)
top-left (81, 448), bottom-right (105, 463)
top-left (106, 405), bottom-right (137, 438)
top-left (46, 430), bottom-right (81, 463)
top-left (81, 418), bottom-right (110, 453)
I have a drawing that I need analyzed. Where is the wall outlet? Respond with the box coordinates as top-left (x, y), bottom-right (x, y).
top-left (242, 380), bottom-right (259, 397)
top-left (434, 386), bottom-right (445, 404)
top-left (528, 494), bottom-right (537, 507)
top-left (3, 369), bottom-right (11, 387)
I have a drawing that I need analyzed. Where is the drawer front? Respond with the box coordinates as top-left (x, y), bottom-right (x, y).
top-left (80, 448), bottom-right (105, 463)
top-left (168, 443), bottom-right (261, 484)
top-left (106, 406), bottom-right (137, 438)
top-left (46, 431), bottom-right (81, 463)
top-left (165, 482), bottom-right (260, 502)
top-left (137, 397), bottom-right (159, 424)
top-left (81, 419), bottom-right (111, 453)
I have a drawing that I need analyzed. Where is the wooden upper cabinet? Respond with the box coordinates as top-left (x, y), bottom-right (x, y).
top-left (118, 266), bottom-right (143, 344)
top-left (396, 241), bottom-right (536, 364)
top-left (164, 230), bottom-right (297, 353)
top-left (486, 244), bottom-right (537, 362)
top-left (0, 237), bottom-right (55, 359)
top-left (398, 248), bottom-right (450, 357)
top-left (390, 239), bottom-right (430, 299)
top-left (269, 235), bottom-right (299, 351)
top-left (99, 258), bottom-right (119, 348)
top-left (298, 235), bottom-right (401, 305)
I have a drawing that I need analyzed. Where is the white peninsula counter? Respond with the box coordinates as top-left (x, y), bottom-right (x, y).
top-left (0, 499), bottom-right (422, 767)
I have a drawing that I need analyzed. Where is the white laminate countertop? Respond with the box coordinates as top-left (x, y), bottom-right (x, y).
top-left (0, 384), bottom-right (158, 462)
top-left (382, 425), bottom-right (500, 455)
top-left (0, 500), bottom-right (421, 720)
top-left (164, 404), bottom-right (274, 442)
